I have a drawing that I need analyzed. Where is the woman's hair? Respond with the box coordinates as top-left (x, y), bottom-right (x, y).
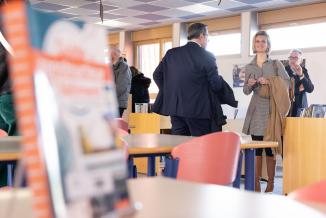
top-left (252, 30), bottom-right (271, 54)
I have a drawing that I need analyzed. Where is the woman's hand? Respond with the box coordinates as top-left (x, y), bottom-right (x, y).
top-left (294, 64), bottom-right (303, 77)
top-left (248, 78), bottom-right (257, 87)
top-left (257, 77), bottom-right (269, 85)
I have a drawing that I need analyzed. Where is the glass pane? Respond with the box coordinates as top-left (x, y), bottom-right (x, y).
top-left (163, 41), bottom-right (172, 56)
top-left (267, 22), bottom-right (326, 51)
top-left (207, 33), bottom-right (241, 56)
top-left (137, 43), bottom-right (160, 93)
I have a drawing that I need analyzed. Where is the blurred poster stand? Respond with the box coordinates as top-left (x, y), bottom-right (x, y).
top-left (1, 2), bottom-right (132, 218)
top-left (232, 64), bottom-right (245, 88)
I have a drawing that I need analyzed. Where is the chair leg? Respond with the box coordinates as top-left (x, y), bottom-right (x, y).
top-left (265, 156), bottom-right (276, 193)
top-left (255, 156), bottom-right (262, 192)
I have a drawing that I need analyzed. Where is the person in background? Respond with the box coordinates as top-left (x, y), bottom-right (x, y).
top-left (152, 23), bottom-right (223, 136)
top-left (285, 49), bottom-right (314, 117)
top-left (0, 28), bottom-right (18, 187)
top-left (242, 31), bottom-right (290, 193)
top-left (129, 66), bottom-right (151, 113)
top-left (110, 46), bottom-right (131, 117)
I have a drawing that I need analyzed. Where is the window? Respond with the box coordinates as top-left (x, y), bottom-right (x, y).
top-left (137, 43), bottom-right (160, 93)
top-left (266, 22), bottom-right (326, 51)
top-left (206, 32), bottom-right (241, 56)
top-left (136, 39), bottom-right (172, 93)
top-left (163, 41), bottom-right (172, 56)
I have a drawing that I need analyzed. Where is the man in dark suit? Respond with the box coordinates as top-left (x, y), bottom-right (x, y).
top-left (152, 23), bottom-right (223, 136)
top-left (285, 49), bottom-right (314, 117)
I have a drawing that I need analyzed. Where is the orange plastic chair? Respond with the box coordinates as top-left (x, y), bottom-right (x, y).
top-left (115, 118), bottom-right (128, 132)
top-left (0, 129), bottom-right (8, 137)
top-left (171, 131), bottom-right (241, 185)
top-left (289, 180), bottom-right (326, 204)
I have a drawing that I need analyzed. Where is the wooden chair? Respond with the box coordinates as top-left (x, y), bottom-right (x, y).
top-left (128, 113), bottom-right (161, 175)
top-left (166, 131), bottom-right (241, 185)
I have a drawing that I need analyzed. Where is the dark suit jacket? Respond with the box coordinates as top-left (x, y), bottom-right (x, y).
top-left (152, 42), bottom-right (223, 119)
top-left (285, 65), bottom-right (314, 117)
top-left (218, 79), bottom-right (238, 108)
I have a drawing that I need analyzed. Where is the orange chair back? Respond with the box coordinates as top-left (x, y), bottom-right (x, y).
top-left (171, 131), bottom-right (240, 185)
top-left (115, 118), bottom-right (128, 132)
top-left (0, 129), bottom-right (8, 137)
top-left (289, 180), bottom-right (326, 204)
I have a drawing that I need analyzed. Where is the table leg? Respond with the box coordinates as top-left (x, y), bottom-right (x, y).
top-left (233, 151), bottom-right (243, 189)
top-left (147, 156), bottom-right (156, 176)
top-left (128, 157), bottom-right (135, 178)
top-left (7, 163), bottom-right (13, 187)
top-left (244, 149), bottom-right (255, 191)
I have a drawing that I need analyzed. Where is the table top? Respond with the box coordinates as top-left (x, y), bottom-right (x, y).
top-left (0, 134), bottom-right (279, 159)
top-left (0, 136), bottom-right (22, 161)
top-left (124, 134), bottom-right (278, 155)
top-left (124, 134), bottom-right (193, 155)
top-left (2, 178), bottom-right (325, 218)
top-left (128, 177), bottom-right (326, 218)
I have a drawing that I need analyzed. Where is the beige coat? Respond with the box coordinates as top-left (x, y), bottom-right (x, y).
top-left (242, 57), bottom-right (290, 136)
top-left (263, 76), bottom-right (291, 156)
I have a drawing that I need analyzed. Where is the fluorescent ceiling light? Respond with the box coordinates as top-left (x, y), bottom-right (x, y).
top-left (177, 4), bottom-right (218, 14)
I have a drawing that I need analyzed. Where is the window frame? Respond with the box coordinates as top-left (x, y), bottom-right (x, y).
top-left (134, 38), bottom-right (172, 69)
top-left (134, 38), bottom-right (172, 94)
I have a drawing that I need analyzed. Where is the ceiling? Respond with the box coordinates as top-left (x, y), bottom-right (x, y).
top-left (29, 0), bottom-right (323, 31)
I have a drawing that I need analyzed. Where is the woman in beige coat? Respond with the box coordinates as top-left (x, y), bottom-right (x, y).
top-left (242, 31), bottom-right (289, 193)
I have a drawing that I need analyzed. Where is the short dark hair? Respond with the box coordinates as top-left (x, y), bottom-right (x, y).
top-left (187, 23), bottom-right (208, 40)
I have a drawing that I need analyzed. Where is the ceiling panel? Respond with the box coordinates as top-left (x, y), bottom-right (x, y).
top-left (28, 0), bottom-right (325, 31)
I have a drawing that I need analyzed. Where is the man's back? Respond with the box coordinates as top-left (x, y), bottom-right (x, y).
top-left (153, 42), bottom-right (219, 119)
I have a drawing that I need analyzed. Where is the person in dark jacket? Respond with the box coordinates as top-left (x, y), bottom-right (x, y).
top-left (0, 26), bottom-right (18, 187)
top-left (152, 23), bottom-right (223, 136)
top-left (285, 49), bottom-right (314, 117)
top-left (129, 66), bottom-right (151, 113)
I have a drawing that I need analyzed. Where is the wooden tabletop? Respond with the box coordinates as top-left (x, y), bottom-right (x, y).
top-left (240, 136), bottom-right (278, 149)
top-left (0, 134), bottom-right (278, 159)
top-left (123, 134), bottom-right (193, 155)
top-left (123, 134), bottom-right (278, 155)
top-left (128, 177), bottom-right (326, 218)
top-left (0, 136), bottom-right (22, 161)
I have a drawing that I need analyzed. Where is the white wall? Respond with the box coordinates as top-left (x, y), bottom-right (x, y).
top-left (216, 48), bottom-right (326, 119)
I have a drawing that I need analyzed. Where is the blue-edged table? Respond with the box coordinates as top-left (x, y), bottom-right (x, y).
top-left (123, 134), bottom-right (278, 191)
